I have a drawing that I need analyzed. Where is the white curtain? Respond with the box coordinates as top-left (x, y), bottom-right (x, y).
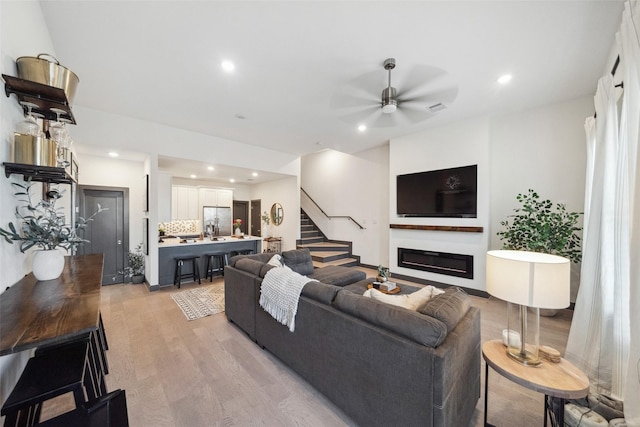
top-left (565, 1), bottom-right (640, 425)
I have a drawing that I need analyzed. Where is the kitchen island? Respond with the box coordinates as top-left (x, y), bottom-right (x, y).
top-left (157, 236), bottom-right (261, 289)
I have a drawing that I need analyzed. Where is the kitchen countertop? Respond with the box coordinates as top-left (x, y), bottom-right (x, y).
top-left (158, 235), bottom-right (262, 248)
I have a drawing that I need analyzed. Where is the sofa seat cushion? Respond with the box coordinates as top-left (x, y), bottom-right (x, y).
top-left (334, 290), bottom-right (448, 347)
top-left (418, 286), bottom-right (471, 333)
top-left (282, 249), bottom-right (315, 276)
top-left (309, 266), bottom-right (366, 286)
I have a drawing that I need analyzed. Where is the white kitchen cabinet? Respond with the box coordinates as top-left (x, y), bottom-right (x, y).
top-left (172, 185), bottom-right (198, 220)
top-left (198, 188), bottom-right (232, 208)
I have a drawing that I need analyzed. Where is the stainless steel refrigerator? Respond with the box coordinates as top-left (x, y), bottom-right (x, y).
top-left (203, 206), bottom-right (232, 236)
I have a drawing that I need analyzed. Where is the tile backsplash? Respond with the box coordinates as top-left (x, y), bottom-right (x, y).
top-left (158, 220), bottom-right (199, 235)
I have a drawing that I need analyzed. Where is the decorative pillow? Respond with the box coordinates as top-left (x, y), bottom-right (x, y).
top-left (363, 285), bottom-right (445, 311)
top-left (267, 254), bottom-right (284, 267)
top-left (417, 286), bottom-right (471, 333)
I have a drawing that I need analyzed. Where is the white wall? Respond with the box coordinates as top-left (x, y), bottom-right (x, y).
top-left (389, 117), bottom-right (491, 292)
top-left (0, 0), bottom-right (57, 409)
top-left (77, 153), bottom-right (146, 246)
top-left (301, 146), bottom-right (389, 266)
top-left (250, 172), bottom-right (300, 252)
top-left (490, 96), bottom-right (592, 299)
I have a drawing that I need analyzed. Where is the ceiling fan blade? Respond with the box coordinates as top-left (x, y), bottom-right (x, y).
top-left (398, 85), bottom-right (459, 112)
top-left (337, 104), bottom-right (380, 125)
top-left (396, 64), bottom-right (456, 101)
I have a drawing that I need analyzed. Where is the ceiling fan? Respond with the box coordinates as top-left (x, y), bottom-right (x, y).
top-left (331, 58), bottom-right (458, 128)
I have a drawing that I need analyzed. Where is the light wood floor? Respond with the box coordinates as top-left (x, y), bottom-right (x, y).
top-left (43, 268), bottom-right (573, 426)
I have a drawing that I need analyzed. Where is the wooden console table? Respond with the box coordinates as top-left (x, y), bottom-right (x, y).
top-left (482, 340), bottom-right (589, 427)
top-left (0, 254), bottom-right (104, 356)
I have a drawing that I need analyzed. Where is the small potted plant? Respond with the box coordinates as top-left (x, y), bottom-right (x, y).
top-left (124, 243), bottom-right (145, 284)
top-left (0, 181), bottom-right (106, 281)
top-left (377, 265), bottom-right (390, 282)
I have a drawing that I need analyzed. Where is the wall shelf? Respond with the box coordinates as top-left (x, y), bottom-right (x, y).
top-left (390, 224), bottom-right (484, 233)
top-left (3, 162), bottom-right (75, 185)
top-left (2, 74), bottom-right (76, 124)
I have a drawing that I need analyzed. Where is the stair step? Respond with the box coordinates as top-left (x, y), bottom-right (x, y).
top-left (313, 258), bottom-right (359, 268)
top-left (301, 230), bottom-right (320, 237)
top-left (300, 236), bottom-right (324, 244)
top-left (298, 241), bottom-right (349, 251)
top-left (310, 251), bottom-right (350, 263)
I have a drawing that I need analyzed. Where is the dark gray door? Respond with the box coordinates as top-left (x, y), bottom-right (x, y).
top-left (250, 199), bottom-right (261, 237)
top-left (233, 200), bottom-right (249, 234)
top-left (78, 186), bottom-right (129, 285)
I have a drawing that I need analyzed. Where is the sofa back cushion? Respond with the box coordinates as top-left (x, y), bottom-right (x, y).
top-left (281, 249), bottom-right (314, 276)
top-left (301, 281), bottom-right (341, 305)
top-left (334, 290), bottom-right (448, 347)
top-left (234, 258), bottom-right (265, 276)
top-left (417, 286), bottom-right (471, 334)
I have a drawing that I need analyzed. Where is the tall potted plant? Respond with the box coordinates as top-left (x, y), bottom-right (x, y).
top-left (0, 182), bottom-right (106, 281)
top-left (497, 189), bottom-right (582, 314)
top-left (124, 243), bottom-right (145, 284)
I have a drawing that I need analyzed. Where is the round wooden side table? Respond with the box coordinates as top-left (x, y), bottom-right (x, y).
top-left (482, 340), bottom-right (589, 427)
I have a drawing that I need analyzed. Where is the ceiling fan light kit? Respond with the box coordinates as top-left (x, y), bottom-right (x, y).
top-left (381, 58), bottom-right (398, 114)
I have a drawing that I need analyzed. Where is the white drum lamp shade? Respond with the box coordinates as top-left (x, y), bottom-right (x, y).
top-left (486, 250), bottom-right (570, 309)
top-left (486, 250), bottom-right (570, 365)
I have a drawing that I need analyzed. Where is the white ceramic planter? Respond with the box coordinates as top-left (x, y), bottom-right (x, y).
top-left (32, 249), bottom-right (65, 281)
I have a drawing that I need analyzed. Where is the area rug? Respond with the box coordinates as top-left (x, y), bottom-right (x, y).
top-left (170, 283), bottom-right (225, 321)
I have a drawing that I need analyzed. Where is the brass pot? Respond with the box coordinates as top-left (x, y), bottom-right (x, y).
top-left (13, 133), bottom-right (57, 167)
top-left (16, 53), bottom-right (79, 105)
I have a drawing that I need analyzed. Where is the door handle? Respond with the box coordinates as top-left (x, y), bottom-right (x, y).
top-left (117, 240), bottom-right (122, 245)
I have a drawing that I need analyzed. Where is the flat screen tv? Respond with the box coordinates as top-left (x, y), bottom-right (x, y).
top-left (396, 165), bottom-right (477, 218)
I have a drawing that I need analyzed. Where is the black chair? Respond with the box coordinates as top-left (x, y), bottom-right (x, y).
top-left (173, 254), bottom-right (201, 288)
top-left (203, 252), bottom-right (228, 281)
top-left (1, 340), bottom-right (103, 427)
top-left (37, 389), bottom-right (129, 427)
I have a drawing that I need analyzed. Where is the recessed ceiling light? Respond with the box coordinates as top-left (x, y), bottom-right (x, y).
top-left (221, 60), bottom-right (235, 72)
top-left (229, 178), bottom-right (235, 183)
top-left (357, 124), bottom-right (366, 132)
top-left (497, 74), bottom-right (512, 84)
top-left (108, 152), bottom-right (119, 157)
top-left (207, 166), bottom-right (214, 171)
top-left (252, 172), bottom-right (258, 177)
top-left (190, 174), bottom-right (197, 179)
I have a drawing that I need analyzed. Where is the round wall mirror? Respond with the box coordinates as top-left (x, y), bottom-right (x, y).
top-left (270, 203), bottom-right (284, 226)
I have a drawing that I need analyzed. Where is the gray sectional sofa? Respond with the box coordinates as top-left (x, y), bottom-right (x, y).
top-left (224, 248), bottom-right (481, 427)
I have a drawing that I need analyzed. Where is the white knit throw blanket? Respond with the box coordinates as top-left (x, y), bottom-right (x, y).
top-left (259, 267), bottom-right (315, 332)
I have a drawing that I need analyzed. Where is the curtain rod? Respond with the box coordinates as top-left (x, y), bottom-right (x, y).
top-left (594, 55), bottom-right (623, 118)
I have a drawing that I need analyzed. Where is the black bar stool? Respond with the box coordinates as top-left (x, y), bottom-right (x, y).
top-left (173, 254), bottom-right (201, 288)
top-left (203, 252), bottom-right (228, 281)
top-left (1, 340), bottom-right (103, 426)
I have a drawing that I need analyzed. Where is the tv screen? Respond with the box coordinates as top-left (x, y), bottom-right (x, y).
top-left (396, 165), bottom-right (477, 218)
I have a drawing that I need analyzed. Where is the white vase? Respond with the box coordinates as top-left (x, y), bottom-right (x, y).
top-left (32, 249), bottom-right (65, 281)
top-left (235, 228), bottom-right (242, 236)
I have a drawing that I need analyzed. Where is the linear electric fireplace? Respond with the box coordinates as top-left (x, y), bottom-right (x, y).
top-left (398, 248), bottom-right (474, 279)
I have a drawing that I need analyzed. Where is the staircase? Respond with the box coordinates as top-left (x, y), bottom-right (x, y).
top-left (297, 210), bottom-right (360, 268)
